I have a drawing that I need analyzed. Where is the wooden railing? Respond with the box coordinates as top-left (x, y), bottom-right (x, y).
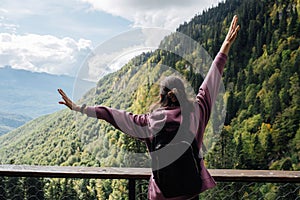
top-left (0, 165), bottom-right (299, 199)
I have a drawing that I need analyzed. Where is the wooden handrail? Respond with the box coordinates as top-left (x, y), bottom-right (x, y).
top-left (0, 165), bottom-right (299, 183)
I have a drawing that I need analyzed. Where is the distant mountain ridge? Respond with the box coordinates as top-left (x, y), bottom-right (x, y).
top-left (0, 111), bottom-right (32, 135)
top-left (0, 66), bottom-right (95, 135)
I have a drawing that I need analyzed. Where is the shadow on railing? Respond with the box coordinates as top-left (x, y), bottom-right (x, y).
top-left (0, 165), bottom-right (299, 199)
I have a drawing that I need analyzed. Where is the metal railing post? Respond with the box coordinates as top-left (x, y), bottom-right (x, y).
top-left (128, 178), bottom-right (136, 200)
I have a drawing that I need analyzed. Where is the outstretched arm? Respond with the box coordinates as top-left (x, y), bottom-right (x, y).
top-left (196, 15), bottom-right (240, 134)
top-left (58, 89), bottom-right (163, 140)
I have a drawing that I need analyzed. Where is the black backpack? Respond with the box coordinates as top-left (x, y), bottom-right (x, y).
top-left (150, 129), bottom-right (202, 198)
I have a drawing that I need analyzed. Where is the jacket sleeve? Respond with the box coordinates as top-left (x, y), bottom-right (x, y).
top-left (196, 52), bottom-right (227, 131)
top-left (85, 106), bottom-right (166, 140)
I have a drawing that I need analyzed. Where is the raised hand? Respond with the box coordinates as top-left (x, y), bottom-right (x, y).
top-left (220, 15), bottom-right (240, 55)
top-left (225, 15), bottom-right (240, 44)
top-left (58, 89), bottom-right (80, 111)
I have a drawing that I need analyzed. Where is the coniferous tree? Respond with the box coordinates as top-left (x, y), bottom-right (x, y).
top-left (274, 11), bottom-right (280, 29)
top-left (246, 65), bottom-right (256, 84)
top-left (288, 8), bottom-right (298, 36)
top-left (89, 180), bottom-right (98, 200)
top-left (252, 134), bottom-right (266, 169)
top-left (279, 85), bottom-right (290, 110)
top-left (296, 17), bottom-right (300, 38)
top-left (79, 179), bottom-right (90, 200)
top-left (49, 181), bottom-right (62, 200)
top-left (265, 132), bottom-right (274, 164)
top-left (256, 30), bottom-right (263, 57)
top-left (61, 179), bottom-right (77, 200)
top-left (235, 134), bottom-right (246, 169)
top-left (235, 70), bottom-right (246, 91)
top-left (266, 17), bottom-right (272, 49)
top-left (225, 91), bottom-right (236, 125)
top-left (279, 5), bottom-right (288, 34)
top-left (222, 127), bottom-right (236, 168)
top-left (270, 91), bottom-right (281, 123)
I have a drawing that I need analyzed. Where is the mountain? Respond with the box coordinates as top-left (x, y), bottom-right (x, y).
top-left (0, 112), bottom-right (32, 135)
top-left (0, 66), bottom-right (95, 135)
top-left (0, 0), bottom-right (299, 199)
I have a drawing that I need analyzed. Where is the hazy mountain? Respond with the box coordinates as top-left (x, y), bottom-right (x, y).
top-left (0, 66), bottom-right (95, 135)
top-left (0, 111), bottom-right (32, 135)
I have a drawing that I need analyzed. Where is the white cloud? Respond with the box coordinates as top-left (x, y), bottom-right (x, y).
top-left (76, 28), bottom-right (171, 82)
top-left (74, 0), bottom-right (224, 81)
top-left (0, 9), bottom-right (19, 33)
top-left (85, 46), bottom-right (153, 81)
top-left (82, 0), bottom-right (221, 30)
top-left (0, 33), bottom-right (92, 76)
top-left (0, 0), bottom-right (223, 80)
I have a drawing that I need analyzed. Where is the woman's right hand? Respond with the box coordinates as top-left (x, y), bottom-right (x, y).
top-left (58, 89), bottom-right (80, 111)
top-left (220, 15), bottom-right (240, 55)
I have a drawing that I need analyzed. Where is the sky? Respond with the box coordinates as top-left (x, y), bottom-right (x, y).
top-left (0, 0), bottom-right (221, 82)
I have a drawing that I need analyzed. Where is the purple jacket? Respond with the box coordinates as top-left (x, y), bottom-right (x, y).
top-left (85, 52), bottom-right (227, 199)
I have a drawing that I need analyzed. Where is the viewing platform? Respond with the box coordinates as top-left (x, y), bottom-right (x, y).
top-left (0, 165), bottom-right (299, 199)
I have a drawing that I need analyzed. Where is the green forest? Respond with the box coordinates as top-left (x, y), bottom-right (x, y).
top-left (0, 0), bottom-right (299, 199)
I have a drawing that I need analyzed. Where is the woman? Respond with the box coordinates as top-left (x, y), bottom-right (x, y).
top-left (58, 15), bottom-right (240, 200)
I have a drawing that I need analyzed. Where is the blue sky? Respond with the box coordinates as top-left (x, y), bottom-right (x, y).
top-left (0, 0), bottom-right (221, 81)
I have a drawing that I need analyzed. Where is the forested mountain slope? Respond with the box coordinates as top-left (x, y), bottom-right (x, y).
top-left (0, 0), bottom-right (299, 199)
